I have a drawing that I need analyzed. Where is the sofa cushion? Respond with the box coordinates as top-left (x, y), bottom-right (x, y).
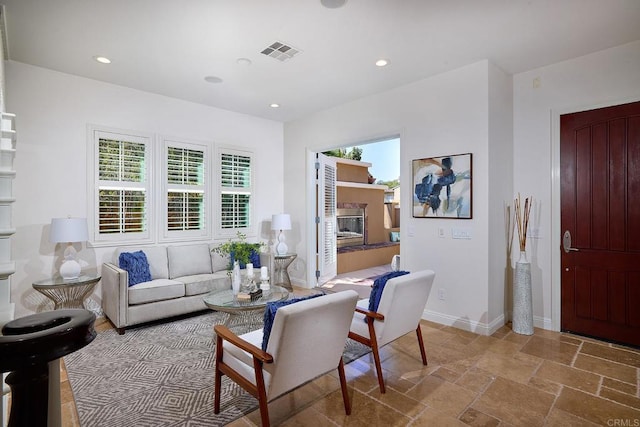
top-left (209, 245), bottom-right (231, 273)
top-left (118, 251), bottom-right (152, 286)
top-left (168, 244), bottom-right (212, 279)
top-left (128, 279), bottom-right (185, 305)
top-left (115, 246), bottom-right (169, 280)
top-left (180, 272), bottom-right (230, 296)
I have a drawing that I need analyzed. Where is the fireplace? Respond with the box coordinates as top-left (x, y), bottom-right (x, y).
top-left (336, 207), bottom-right (365, 248)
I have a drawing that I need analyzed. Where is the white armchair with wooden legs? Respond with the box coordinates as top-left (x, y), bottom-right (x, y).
top-left (348, 270), bottom-right (436, 393)
top-left (213, 290), bottom-right (359, 427)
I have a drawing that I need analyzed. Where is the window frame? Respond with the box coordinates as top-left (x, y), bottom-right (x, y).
top-left (215, 145), bottom-right (255, 239)
top-left (159, 136), bottom-right (211, 242)
top-left (87, 125), bottom-right (154, 246)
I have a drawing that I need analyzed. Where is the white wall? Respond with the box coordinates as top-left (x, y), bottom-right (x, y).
top-left (6, 61), bottom-right (284, 318)
top-left (285, 61), bottom-right (509, 334)
top-left (513, 40), bottom-right (640, 330)
top-left (487, 63), bottom-right (514, 326)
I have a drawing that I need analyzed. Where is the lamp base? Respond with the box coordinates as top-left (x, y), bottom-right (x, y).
top-left (275, 230), bottom-right (288, 255)
top-left (59, 260), bottom-right (81, 280)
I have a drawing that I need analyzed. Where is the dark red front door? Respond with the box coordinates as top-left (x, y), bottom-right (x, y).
top-left (560, 101), bottom-right (640, 347)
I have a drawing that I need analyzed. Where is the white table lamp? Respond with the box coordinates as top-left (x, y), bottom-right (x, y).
top-left (271, 213), bottom-right (291, 256)
top-left (50, 217), bottom-right (89, 280)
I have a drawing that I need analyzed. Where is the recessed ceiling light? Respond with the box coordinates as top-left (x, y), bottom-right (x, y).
top-left (375, 59), bottom-right (388, 67)
top-left (94, 56), bottom-right (111, 64)
top-left (204, 76), bottom-right (223, 84)
top-left (236, 58), bottom-right (252, 66)
top-left (270, 103), bottom-right (280, 108)
top-left (321, 0), bottom-right (347, 8)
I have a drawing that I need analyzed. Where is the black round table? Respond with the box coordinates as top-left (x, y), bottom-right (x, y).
top-left (0, 309), bottom-right (96, 427)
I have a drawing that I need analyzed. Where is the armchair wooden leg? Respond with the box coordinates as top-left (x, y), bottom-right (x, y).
top-left (371, 342), bottom-right (386, 394)
top-left (366, 318), bottom-right (386, 394)
top-left (416, 324), bottom-right (428, 366)
top-left (213, 365), bottom-right (222, 414)
top-left (337, 359), bottom-right (351, 415)
top-left (214, 336), bottom-right (223, 414)
top-left (253, 358), bottom-right (270, 427)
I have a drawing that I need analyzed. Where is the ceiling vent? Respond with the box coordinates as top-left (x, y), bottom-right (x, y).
top-left (260, 41), bottom-right (301, 62)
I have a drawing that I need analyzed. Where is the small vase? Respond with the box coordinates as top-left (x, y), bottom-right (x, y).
top-left (231, 261), bottom-right (241, 295)
top-left (513, 250), bottom-right (534, 335)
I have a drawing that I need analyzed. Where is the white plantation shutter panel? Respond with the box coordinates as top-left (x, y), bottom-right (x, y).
top-left (167, 192), bottom-right (204, 230)
top-left (95, 133), bottom-right (151, 242)
top-left (323, 163), bottom-right (337, 265)
top-left (166, 145), bottom-right (206, 233)
top-left (317, 153), bottom-right (337, 284)
top-left (217, 149), bottom-right (253, 236)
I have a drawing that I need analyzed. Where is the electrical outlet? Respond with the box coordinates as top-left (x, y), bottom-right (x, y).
top-left (438, 288), bottom-right (445, 301)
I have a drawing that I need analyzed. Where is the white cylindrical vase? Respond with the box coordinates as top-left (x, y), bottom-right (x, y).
top-left (513, 251), bottom-right (534, 335)
top-left (231, 261), bottom-right (241, 295)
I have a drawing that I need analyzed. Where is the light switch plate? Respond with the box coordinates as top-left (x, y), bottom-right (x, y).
top-left (451, 228), bottom-right (472, 239)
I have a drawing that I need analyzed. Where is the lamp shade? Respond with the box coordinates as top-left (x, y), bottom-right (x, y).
top-left (271, 214), bottom-right (291, 231)
top-left (50, 218), bottom-right (89, 243)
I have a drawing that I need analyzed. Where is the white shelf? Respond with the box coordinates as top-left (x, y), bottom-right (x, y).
top-left (0, 228), bottom-right (16, 237)
top-left (0, 261), bottom-right (15, 278)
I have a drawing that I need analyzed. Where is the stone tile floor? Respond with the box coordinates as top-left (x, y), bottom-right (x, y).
top-left (59, 316), bottom-right (640, 426)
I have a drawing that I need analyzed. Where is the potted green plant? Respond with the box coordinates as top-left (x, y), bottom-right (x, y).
top-left (212, 231), bottom-right (264, 269)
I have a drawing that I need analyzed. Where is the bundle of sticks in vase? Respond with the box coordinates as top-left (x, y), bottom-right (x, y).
top-left (514, 193), bottom-right (532, 252)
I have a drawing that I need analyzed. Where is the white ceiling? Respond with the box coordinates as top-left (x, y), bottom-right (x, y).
top-left (2, 0), bottom-right (640, 122)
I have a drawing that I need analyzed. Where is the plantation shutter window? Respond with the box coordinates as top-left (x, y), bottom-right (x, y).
top-left (93, 129), bottom-right (152, 243)
top-left (162, 139), bottom-right (209, 241)
top-left (217, 148), bottom-right (254, 237)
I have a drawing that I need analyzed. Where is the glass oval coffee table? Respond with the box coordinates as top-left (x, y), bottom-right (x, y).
top-left (203, 286), bottom-right (289, 332)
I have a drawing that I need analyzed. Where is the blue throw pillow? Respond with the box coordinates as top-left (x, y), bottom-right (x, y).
top-left (368, 271), bottom-right (410, 313)
top-left (119, 251), bottom-right (152, 287)
top-left (261, 294), bottom-right (323, 351)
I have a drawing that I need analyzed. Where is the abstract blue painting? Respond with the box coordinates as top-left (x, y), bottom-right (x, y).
top-left (412, 153), bottom-right (472, 218)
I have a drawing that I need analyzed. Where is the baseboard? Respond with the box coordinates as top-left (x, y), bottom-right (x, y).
top-left (533, 315), bottom-right (554, 331)
top-left (422, 309), bottom-right (505, 336)
top-left (506, 310), bottom-right (555, 332)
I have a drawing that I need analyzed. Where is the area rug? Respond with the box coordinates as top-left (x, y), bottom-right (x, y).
top-left (64, 311), bottom-right (370, 427)
top-left (321, 276), bottom-right (377, 299)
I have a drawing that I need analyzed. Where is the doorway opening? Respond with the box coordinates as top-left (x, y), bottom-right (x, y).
top-left (311, 137), bottom-right (401, 294)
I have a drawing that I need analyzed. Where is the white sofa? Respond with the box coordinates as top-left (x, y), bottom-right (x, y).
top-left (102, 243), bottom-right (265, 334)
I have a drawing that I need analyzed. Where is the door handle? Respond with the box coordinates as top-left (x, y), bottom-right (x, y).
top-left (562, 230), bottom-right (579, 253)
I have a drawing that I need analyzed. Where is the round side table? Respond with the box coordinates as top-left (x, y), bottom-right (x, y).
top-left (32, 273), bottom-right (101, 310)
top-left (273, 253), bottom-right (297, 291)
